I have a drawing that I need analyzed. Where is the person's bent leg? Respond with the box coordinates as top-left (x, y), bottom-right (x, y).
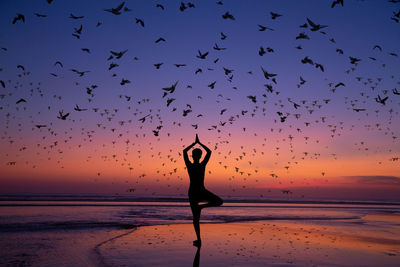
top-left (199, 190), bottom-right (223, 209)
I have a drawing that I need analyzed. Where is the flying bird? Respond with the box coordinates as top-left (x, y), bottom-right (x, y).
top-left (295, 32), bottom-right (310, 40)
top-left (69, 13), bottom-right (84, 19)
top-left (349, 56), bottom-right (361, 65)
top-left (213, 43), bottom-right (226, 50)
top-left (270, 12), bottom-right (282, 20)
top-left (16, 98), bottom-right (27, 104)
top-left (258, 24), bottom-right (273, 31)
top-left (331, 0), bottom-right (344, 8)
top-left (259, 47), bottom-right (266, 56)
top-left (222, 12), bottom-right (235, 20)
top-left (307, 18), bottom-right (327, 31)
top-left (104, 2), bottom-right (125, 15)
top-left (208, 81), bottom-right (216, 89)
top-left (155, 37), bottom-right (166, 43)
top-left (74, 105), bottom-right (87, 111)
top-left (162, 81), bottom-right (178, 94)
top-left (57, 110), bottom-right (70, 120)
top-left (110, 49), bottom-right (128, 59)
top-left (154, 63), bottom-right (163, 69)
top-left (196, 50), bottom-right (209, 59)
top-left (136, 18), bottom-right (145, 27)
top-left (261, 67), bottom-right (277, 80)
top-left (12, 14), bottom-right (25, 24)
top-left (220, 32), bottom-right (227, 40)
top-left (375, 95), bottom-right (388, 105)
top-left (34, 13), bottom-right (47, 18)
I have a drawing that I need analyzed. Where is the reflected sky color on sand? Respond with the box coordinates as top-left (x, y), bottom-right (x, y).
top-left (1, 200), bottom-right (399, 266)
top-left (100, 218), bottom-right (400, 266)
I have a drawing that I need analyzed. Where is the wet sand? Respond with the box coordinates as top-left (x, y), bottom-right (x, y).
top-left (0, 228), bottom-right (133, 267)
top-left (1, 213), bottom-right (399, 266)
top-left (98, 217), bottom-right (400, 267)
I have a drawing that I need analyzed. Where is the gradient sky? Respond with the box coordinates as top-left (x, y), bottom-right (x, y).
top-left (1, 0), bottom-right (399, 201)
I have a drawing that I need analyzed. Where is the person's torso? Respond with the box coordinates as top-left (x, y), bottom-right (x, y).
top-left (187, 162), bottom-right (205, 189)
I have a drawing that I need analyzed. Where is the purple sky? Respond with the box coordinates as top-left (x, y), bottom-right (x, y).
top-left (1, 0), bottom-right (399, 200)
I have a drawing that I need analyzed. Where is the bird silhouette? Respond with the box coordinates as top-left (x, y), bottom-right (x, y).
top-left (220, 32), bottom-right (227, 40)
top-left (154, 63), bottom-right (163, 69)
top-left (222, 12), bottom-right (235, 20)
top-left (162, 81), bottom-right (178, 94)
top-left (16, 98), bottom-right (27, 104)
top-left (208, 81), bottom-right (216, 89)
top-left (34, 13), bottom-right (47, 18)
top-left (69, 13), bottom-right (84, 19)
top-left (136, 18), bottom-right (145, 27)
top-left (258, 24), bottom-right (273, 31)
top-left (104, 2), bottom-right (125, 15)
top-left (12, 14), bottom-right (25, 24)
top-left (110, 49), bottom-right (128, 59)
top-left (156, 4), bottom-right (165, 10)
top-left (57, 110), bottom-right (70, 120)
top-left (270, 12), bottom-right (282, 20)
top-left (331, 0), bottom-right (344, 8)
top-left (196, 50), bottom-right (209, 59)
top-left (261, 67), bottom-right (277, 80)
top-left (375, 95), bottom-right (388, 105)
top-left (155, 37), bottom-right (166, 43)
top-left (307, 18), bottom-right (327, 31)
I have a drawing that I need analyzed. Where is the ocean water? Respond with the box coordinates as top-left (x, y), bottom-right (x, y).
top-left (1, 197), bottom-right (399, 266)
top-left (1, 197), bottom-right (400, 232)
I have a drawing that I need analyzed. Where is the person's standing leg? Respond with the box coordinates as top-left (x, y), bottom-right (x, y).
top-left (190, 201), bottom-right (202, 246)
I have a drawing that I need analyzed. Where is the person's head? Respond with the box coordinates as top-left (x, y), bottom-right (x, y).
top-left (192, 148), bottom-right (202, 162)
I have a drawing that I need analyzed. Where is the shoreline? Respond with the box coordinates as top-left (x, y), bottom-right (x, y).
top-left (0, 228), bottom-right (133, 267)
top-left (1, 195), bottom-right (400, 206)
top-left (93, 227), bottom-right (138, 267)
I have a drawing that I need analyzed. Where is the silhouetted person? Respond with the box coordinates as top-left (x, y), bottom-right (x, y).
top-left (193, 246), bottom-right (200, 267)
top-left (183, 134), bottom-right (223, 247)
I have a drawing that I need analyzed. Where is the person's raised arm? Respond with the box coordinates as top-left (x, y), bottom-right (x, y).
top-left (197, 140), bottom-right (211, 165)
top-left (183, 142), bottom-right (196, 165)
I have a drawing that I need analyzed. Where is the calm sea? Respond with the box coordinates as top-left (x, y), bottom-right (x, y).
top-left (1, 196), bottom-right (399, 232)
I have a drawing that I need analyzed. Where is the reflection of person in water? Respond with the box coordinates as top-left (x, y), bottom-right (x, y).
top-left (183, 134), bottom-right (223, 247)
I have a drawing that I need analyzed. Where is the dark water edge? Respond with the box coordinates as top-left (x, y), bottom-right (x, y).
top-left (1, 194), bottom-right (399, 233)
top-left (0, 222), bottom-right (138, 232)
top-left (1, 194), bottom-right (400, 205)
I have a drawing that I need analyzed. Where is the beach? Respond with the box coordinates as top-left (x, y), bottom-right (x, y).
top-left (0, 228), bottom-right (132, 267)
top-left (1, 200), bottom-right (399, 266)
top-left (99, 218), bottom-right (400, 267)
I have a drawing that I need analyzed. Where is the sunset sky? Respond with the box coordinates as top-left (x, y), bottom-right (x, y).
top-left (1, 0), bottom-right (399, 201)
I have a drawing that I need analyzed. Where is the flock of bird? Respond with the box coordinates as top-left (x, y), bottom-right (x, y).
top-left (1, 0), bottom-right (399, 197)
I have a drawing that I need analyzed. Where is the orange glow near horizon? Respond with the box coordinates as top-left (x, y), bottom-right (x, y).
top-left (1, 1), bottom-right (399, 200)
